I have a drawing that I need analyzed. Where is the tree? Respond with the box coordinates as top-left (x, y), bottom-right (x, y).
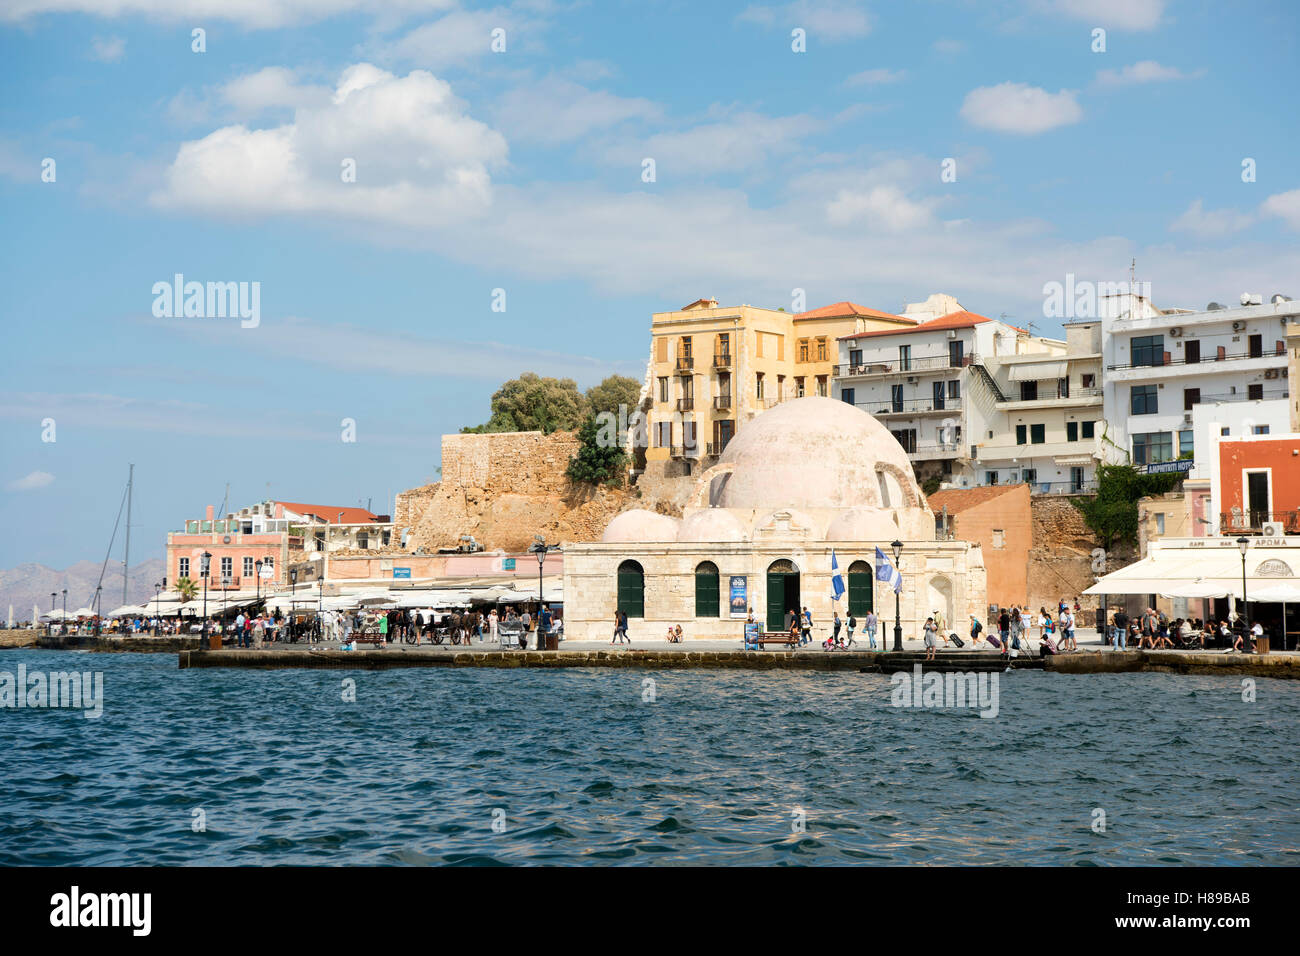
top-left (461, 373), bottom-right (588, 434)
top-left (176, 577), bottom-right (198, 601)
top-left (1073, 463), bottom-right (1179, 550)
top-left (585, 375), bottom-right (643, 418)
top-left (566, 414), bottom-right (627, 485)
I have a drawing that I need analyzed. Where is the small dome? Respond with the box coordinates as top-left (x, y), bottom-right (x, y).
top-left (601, 509), bottom-right (680, 543)
top-left (825, 507), bottom-right (902, 541)
top-left (678, 508), bottom-right (748, 543)
top-left (715, 396), bottom-right (925, 513)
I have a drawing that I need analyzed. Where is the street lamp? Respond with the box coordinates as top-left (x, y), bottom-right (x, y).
top-left (49, 591), bottom-right (55, 638)
top-left (200, 551), bottom-right (212, 647)
top-left (255, 560), bottom-right (263, 604)
top-left (154, 582), bottom-right (162, 635)
top-left (532, 535), bottom-right (555, 650)
top-left (94, 585), bottom-right (102, 636)
top-left (891, 539), bottom-right (904, 652)
top-left (290, 569), bottom-right (298, 643)
top-left (61, 589), bottom-right (67, 635)
top-left (1237, 536), bottom-right (1250, 647)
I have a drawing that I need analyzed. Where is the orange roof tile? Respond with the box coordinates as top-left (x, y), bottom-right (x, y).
top-left (795, 300), bottom-right (911, 322)
top-left (838, 309), bottom-right (1012, 341)
top-left (275, 501), bottom-right (382, 524)
top-left (926, 484), bottom-right (1025, 514)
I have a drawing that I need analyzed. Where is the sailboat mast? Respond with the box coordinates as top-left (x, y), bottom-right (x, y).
top-left (123, 463), bottom-right (133, 605)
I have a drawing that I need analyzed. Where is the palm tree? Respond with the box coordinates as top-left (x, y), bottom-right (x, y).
top-left (176, 577), bottom-right (198, 602)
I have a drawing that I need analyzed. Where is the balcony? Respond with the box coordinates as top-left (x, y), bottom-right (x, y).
top-left (860, 398), bottom-right (963, 417)
top-left (676, 397), bottom-right (695, 412)
top-left (669, 444), bottom-right (702, 459)
top-left (707, 440), bottom-right (731, 456)
top-left (205, 575), bottom-right (241, 589)
top-left (675, 356), bottom-right (694, 373)
top-left (713, 353), bottom-right (732, 368)
top-left (1220, 510), bottom-right (1300, 534)
top-left (906, 442), bottom-right (964, 460)
top-left (713, 394), bottom-right (732, 410)
top-left (836, 354), bottom-right (978, 378)
top-left (996, 387), bottom-right (1103, 410)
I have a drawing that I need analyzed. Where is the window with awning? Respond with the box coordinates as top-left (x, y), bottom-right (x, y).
top-left (1007, 361), bottom-right (1068, 381)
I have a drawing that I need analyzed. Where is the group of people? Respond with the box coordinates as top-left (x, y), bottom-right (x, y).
top-left (1109, 607), bottom-right (1262, 652)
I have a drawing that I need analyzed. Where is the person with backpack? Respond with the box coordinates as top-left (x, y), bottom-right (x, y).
top-left (845, 612), bottom-right (857, 648)
top-left (801, 606), bottom-right (813, 646)
top-left (970, 613), bottom-right (985, 647)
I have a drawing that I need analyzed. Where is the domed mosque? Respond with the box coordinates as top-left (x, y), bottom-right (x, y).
top-left (562, 397), bottom-right (987, 641)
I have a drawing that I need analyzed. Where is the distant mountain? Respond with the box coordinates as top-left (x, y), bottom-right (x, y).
top-left (0, 558), bottom-right (166, 624)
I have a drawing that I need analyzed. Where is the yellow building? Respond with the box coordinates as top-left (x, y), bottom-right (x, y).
top-left (1288, 318), bottom-right (1300, 432)
top-left (642, 298), bottom-right (914, 475)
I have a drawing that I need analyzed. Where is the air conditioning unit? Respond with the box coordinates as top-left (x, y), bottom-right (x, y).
top-left (907, 376), bottom-right (917, 383)
top-left (1232, 320), bottom-right (1246, 332)
top-left (947, 329), bottom-right (958, 339)
top-left (1262, 522), bottom-right (1285, 538)
top-left (1168, 327), bottom-right (1182, 337)
top-left (1265, 368), bottom-right (1279, 379)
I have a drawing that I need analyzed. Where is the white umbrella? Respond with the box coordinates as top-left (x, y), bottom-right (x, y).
top-left (73, 607), bottom-right (96, 618)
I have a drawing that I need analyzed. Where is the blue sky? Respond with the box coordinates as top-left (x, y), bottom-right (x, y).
top-left (1, 0), bottom-right (1298, 568)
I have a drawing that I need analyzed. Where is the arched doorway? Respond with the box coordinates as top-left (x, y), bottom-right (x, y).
top-left (766, 559), bottom-right (801, 631)
top-left (695, 561), bottom-right (720, 618)
top-left (617, 560), bottom-right (645, 618)
top-left (847, 560), bottom-right (874, 619)
top-left (927, 575), bottom-right (953, 633)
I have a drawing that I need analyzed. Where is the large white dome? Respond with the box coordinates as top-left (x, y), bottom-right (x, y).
top-left (715, 396), bottom-right (925, 512)
top-left (678, 508), bottom-right (747, 543)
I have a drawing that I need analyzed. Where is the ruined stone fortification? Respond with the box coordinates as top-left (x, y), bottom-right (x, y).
top-left (1026, 494), bottom-right (1134, 613)
top-left (396, 431), bottom-right (690, 553)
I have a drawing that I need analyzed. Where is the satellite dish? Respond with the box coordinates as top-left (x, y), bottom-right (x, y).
top-left (1272, 294), bottom-right (1293, 304)
top-left (1206, 302), bottom-right (1225, 311)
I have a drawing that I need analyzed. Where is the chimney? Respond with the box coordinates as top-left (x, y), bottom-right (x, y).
top-left (206, 505), bottom-right (214, 520)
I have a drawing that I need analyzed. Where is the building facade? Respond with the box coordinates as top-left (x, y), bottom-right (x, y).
top-left (640, 298), bottom-right (915, 476)
top-left (1102, 294), bottom-right (1297, 473)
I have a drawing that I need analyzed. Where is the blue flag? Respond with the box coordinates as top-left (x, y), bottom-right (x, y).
top-left (874, 546), bottom-right (903, 594)
top-left (830, 549), bottom-right (845, 601)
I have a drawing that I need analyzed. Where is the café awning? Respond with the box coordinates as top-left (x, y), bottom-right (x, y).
top-left (1084, 542), bottom-right (1300, 600)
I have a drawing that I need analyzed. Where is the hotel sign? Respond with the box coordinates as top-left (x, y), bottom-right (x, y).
top-left (1146, 459), bottom-right (1194, 475)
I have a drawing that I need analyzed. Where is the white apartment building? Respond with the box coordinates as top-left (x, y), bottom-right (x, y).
top-left (833, 295), bottom-right (1057, 486)
top-left (1102, 293), bottom-right (1298, 473)
top-left (976, 318), bottom-right (1114, 492)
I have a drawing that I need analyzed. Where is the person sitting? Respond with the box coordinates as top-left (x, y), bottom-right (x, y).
top-left (672, 624), bottom-right (684, 643)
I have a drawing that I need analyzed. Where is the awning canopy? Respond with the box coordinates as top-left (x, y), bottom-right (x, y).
top-left (1008, 361), bottom-right (1067, 381)
top-left (1085, 542), bottom-right (1300, 600)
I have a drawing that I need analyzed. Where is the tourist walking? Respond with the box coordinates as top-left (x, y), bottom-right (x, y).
top-left (970, 613), bottom-right (985, 647)
top-left (997, 608), bottom-right (1010, 648)
top-left (489, 608), bottom-right (499, 643)
top-left (827, 611), bottom-right (842, 650)
top-left (844, 612), bottom-right (857, 648)
top-left (864, 609), bottom-right (878, 649)
top-left (801, 606), bottom-right (813, 646)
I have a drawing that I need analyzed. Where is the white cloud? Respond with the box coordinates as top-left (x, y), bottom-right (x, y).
top-left (1169, 199), bottom-right (1255, 239)
top-left (153, 64), bottom-right (507, 226)
top-left (738, 0), bottom-right (872, 40)
top-left (605, 111), bottom-right (825, 175)
top-left (1096, 60), bottom-right (1201, 88)
top-left (1049, 0), bottom-right (1165, 31)
top-left (89, 35), bottom-right (124, 62)
top-left (1261, 190), bottom-right (1300, 231)
top-left (845, 68), bottom-right (905, 86)
top-left (220, 67), bottom-right (331, 114)
top-left (493, 77), bottom-right (660, 145)
top-left (377, 7), bottom-right (523, 68)
top-left (7, 471), bottom-right (54, 491)
top-left (960, 82), bottom-right (1082, 135)
top-left (825, 184), bottom-right (940, 230)
top-left (3, 0), bottom-right (456, 29)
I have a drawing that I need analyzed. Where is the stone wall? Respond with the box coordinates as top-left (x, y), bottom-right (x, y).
top-left (1025, 493), bottom-right (1138, 618)
top-left (396, 431), bottom-right (692, 554)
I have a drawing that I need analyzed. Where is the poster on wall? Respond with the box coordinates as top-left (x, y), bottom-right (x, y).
top-left (729, 575), bottom-right (748, 618)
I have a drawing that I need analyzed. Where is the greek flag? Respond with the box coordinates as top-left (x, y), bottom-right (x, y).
top-left (830, 549), bottom-right (845, 601)
top-left (874, 546), bottom-right (903, 594)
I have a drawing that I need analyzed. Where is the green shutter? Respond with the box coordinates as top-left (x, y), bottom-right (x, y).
top-left (617, 565), bottom-right (644, 618)
top-left (766, 573), bottom-right (785, 631)
top-left (695, 569), bottom-right (720, 617)
top-left (848, 571), bottom-right (874, 618)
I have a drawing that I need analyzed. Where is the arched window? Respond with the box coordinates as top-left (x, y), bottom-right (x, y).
top-left (695, 561), bottom-right (720, 618)
top-left (848, 560), bottom-right (874, 618)
top-left (617, 560), bottom-right (644, 618)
